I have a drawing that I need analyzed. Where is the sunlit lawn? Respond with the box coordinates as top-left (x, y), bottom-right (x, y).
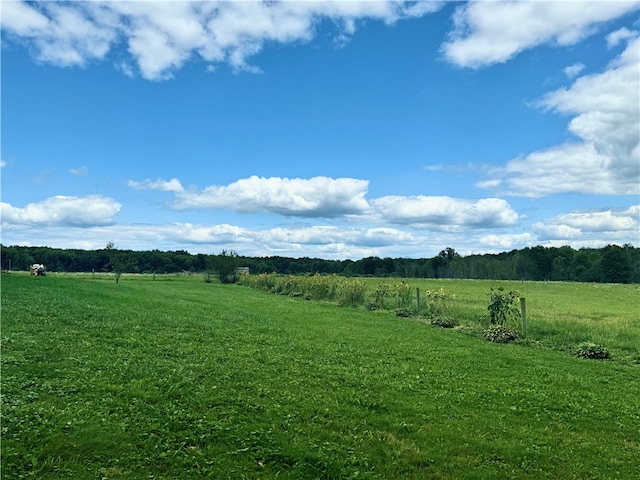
top-left (2, 273), bottom-right (639, 479)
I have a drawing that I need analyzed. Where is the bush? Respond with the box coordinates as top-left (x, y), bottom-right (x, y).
top-left (575, 342), bottom-right (610, 360)
top-left (212, 250), bottom-right (240, 284)
top-left (483, 324), bottom-right (518, 343)
top-left (431, 317), bottom-right (455, 328)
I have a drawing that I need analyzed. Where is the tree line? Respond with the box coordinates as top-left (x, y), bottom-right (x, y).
top-left (1, 243), bottom-right (638, 284)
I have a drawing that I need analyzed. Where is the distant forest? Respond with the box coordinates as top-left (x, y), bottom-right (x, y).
top-left (1, 244), bottom-right (639, 284)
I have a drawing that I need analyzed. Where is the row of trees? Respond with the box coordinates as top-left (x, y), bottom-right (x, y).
top-left (1, 244), bottom-right (638, 284)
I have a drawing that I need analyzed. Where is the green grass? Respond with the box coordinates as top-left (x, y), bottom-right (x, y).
top-left (398, 279), bottom-right (640, 363)
top-left (2, 273), bottom-right (639, 479)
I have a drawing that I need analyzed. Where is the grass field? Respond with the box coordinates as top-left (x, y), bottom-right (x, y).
top-left (2, 273), bottom-right (639, 479)
top-left (395, 278), bottom-right (640, 364)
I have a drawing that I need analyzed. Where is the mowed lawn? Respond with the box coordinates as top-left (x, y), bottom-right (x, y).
top-left (2, 274), bottom-right (639, 479)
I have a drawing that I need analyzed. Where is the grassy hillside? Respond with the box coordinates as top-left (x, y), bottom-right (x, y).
top-left (2, 274), bottom-right (639, 479)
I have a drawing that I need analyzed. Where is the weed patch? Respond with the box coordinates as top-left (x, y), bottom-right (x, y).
top-left (574, 342), bottom-right (611, 360)
top-left (483, 324), bottom-right (519, 343)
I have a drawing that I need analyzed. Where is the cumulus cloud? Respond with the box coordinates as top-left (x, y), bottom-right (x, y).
top-left (442, 1), bottom-right (638, 68)
top-left (1, 1), bottom-right (442, 80)
top-left (369, 196), bottom-right (519, 229)
top-left (1, 1), bottom-right (116, 66)
top-left (131, 176), bottom-right (370, 218)
top-left (128, 175), bottom-right (521, 230)
top-left (534, 206), bottom-right (640, 240)
top-left (480, 35), bottom-right (640, 197)
top-left (1, 195), bottom-right (121, 227)
top-left (478, 233), bottom-right (536, 250)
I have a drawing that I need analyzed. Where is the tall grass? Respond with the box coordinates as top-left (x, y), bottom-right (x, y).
top-left (239, 273), bottom-right (366, 305)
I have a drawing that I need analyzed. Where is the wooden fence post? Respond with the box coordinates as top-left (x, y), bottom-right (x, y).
top-left (520, 297), bottom-right (527, 337)
top-left (416, 287), bottom-right (420, 310)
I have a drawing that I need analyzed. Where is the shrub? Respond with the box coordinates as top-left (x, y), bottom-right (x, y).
top-left (431, 317), bottom-right (455, 328)
top-left (487, 287), bottom-right (520, 325)
top-left (483, 324), bottom-right (518, 343)
top-left (575, 342), bottom-right (610, 360)
top-left (213, 250), bottom-right (240, 284)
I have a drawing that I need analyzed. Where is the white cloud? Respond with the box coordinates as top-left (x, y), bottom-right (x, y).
top-left (423, 162), bottom-right (479, 173)
top-left (606, 26), bottom-right (638, 48)
top-left (563, 62), bottom-right (585, 78)
top-left (2, 2), bottom-right (116, 67)
top-left (1, 195), bottom-right (121, 227)
top-left (533, 206), bottom-right (639, 243)
top-left (2, 206), bottom-right (636, 259)
top-left (480, 36), bottom-right (640, 197)
top-left (478, 233), bottom-right (536, 250)
top-left (0, 160), bottom-right (6, 168)
top-left (369, 196), bottom-right (519, 229)
top-left (543, 206), bottom-right (638, 231)
top-left (1, 1), bottom-right (442, 80)
top-left (70, 166), bottom-right (88, 176)
top-left (128, 178), bottom-right (184, 193)
top-left (128, 175), bottom-right (521, 230)
top-left (442, 1), bottom-right (638, 68)
top-left (532, 224), bottom-right (583, 241)
top-left (132, 176), bottom-right (370, 217)
top-left (1, 0), bottom-right (50, 36)
top-left (0, 221), bottom-right (426, 259)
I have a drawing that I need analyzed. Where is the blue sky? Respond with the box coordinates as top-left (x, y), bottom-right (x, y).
top-left (1, 1), bottom-right (639, 259)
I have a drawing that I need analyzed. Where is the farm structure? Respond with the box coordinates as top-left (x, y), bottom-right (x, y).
top-left (30, 264), bottom-right (46, 276)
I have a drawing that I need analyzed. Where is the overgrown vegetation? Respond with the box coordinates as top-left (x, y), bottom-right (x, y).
top-left (483, 324), bottom-right (519, 343)
top-left (487, 287), bottom-right (520, 325)
top-left (238, 273), bottom-right (640, 364)
top-left (209, 249), bottom-right (240, 284)
top-left (424, 287), bottom-right (455, 326)
top-left (574, 342), bottom-right (611, 360)
top-left (2, 274), bottom-right (639, 479)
